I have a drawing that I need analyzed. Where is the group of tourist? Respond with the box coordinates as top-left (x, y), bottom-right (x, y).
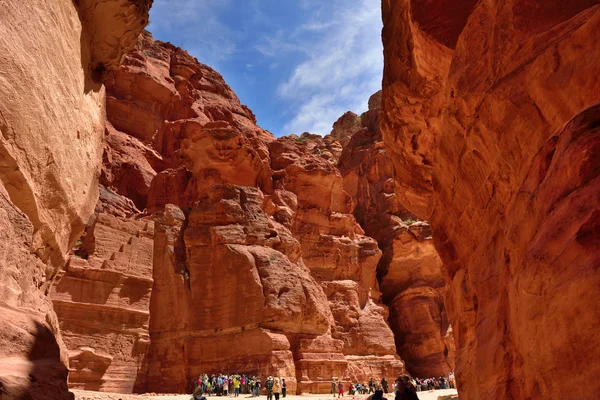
top-left (413, 375), bottom-right (455, 391)
top-left (193, 374), bottom-right (287, 400)
top-left (334, 376), bottom-right (423, 400)
top-left (192, 372), bottom-right (455, 400)
top-left (343, 377), bottom-right (390, 396)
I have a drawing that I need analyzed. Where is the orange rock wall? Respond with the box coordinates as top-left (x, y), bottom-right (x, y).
top-left (80, 35), bottom-right (406, 394)
top-left (382, 0), bottom-right (600, 399)
top-left (49, 214), bottom-right (154, 393)
top-left (338, 98), bottom-right (454, 377)
top-left (269, 135), bottom-right (405, 389)
top-left (0, 1), bottom-right (150, 398)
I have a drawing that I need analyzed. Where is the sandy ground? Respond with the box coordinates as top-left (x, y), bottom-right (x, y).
top-left (72, 390), bottom-right (458, 400)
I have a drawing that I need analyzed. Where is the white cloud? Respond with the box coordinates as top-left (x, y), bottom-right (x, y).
top-left (255, 30), bottom-right (308, 58)
top-left (148, 0), bottom-right (237, 67)
top-left (278, 0), bottom-right (383, 135)
top-left (147, 0), bottom-right (383, 137)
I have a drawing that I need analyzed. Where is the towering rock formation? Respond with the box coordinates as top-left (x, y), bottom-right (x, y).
top-left (338, 93), bottom-right (454, 378)
top-left (382, 1), bottom-right (600, 399)
top-left (269, 135), bottom-right (403, 391)
top-left (49, 34), bottom-right (405, 394)
top-left (0, 1), bottom-right (151, 398)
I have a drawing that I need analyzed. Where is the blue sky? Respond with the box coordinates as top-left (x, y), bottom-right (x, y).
top-left (148, 0), bottom-right (383, 137)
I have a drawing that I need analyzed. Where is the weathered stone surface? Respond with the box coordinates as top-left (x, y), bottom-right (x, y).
top-left (270, 136), bottom-right (405, 386)
top-left (339, 100), bottom-right (453, 378)
top-left (49, 214), bottom-right (154, 393)
top-left (103, 32), bottom-right (274, 215)
top-left (330, 112), bottom-right (362, 147)
top-left (382, 0), bottom-right (600, 399)
top-left (0, 182), bottom-right (71, 400)
top-left (388, 286), bottom-right (452, 378)
top-left (0, 0), bottom-right (150, 398)
top-left (147, 186), bottom-right (335, 393)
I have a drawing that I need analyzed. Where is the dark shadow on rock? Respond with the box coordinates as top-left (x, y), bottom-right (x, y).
top-left (70, 0), bottom-right (103, 95)
top-left (0, 319), bottom-right (73, 400)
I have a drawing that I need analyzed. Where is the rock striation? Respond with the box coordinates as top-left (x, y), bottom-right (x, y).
top-left (269, 133), bottom-right (404, 390)
top-left (0, 0), bottom-right (151, 398)
top-left (382, 1), bottom-right (600, 399)
top-left (49, 214), bottom-right (154, 393)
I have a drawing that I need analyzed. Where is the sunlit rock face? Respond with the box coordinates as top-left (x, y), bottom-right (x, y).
top-left (0, 1), bottom-right (150, 398)
top-left (338, 94), bottom-right (454, 378)
top-left (147, 186), bottom-right (333, 394)
top-left (269, 135), bottom-right (405, 390)
top-left (382, 0), bottom-right (600, 399)
top-left (68, 34), bottom-right (407, 394)
top-left (49, 214), bottom-right (154, 393)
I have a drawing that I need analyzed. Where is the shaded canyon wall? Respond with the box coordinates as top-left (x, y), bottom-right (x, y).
top-left (381, 0), bottom-right (600, 399)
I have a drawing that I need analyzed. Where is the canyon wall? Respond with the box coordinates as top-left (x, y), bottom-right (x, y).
top-left (49, 34), bottom-right (408, 394)
top-left (381, 0), bottom-right (600, 399)
top-left (0, 1), bottom-right (150, 398)
top-left (338, 94), bottom-right (454, 378)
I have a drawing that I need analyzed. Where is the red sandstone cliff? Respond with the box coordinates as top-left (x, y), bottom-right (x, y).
top-left (0, 1), bottom-right (151, 398)
top-left (4, 1), bottom-right (595, 398)
top-left (49, 34), bottom-right (406, 394)
top-left (338, 93), bottom-right (454, 378)
top-left (381, 1), bottom-right (600, 399)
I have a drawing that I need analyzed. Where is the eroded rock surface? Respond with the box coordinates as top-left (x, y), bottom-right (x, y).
top-left (269, 133), bottom-right (405, 389)
top-left (49, 214), bottom-right (154, 393)
top-left (338, 96), bottom-right (454, 377)
top-left (77, 35), bottom-right (407, 394)
top-left (0, 0), bottom-right (150, 398)
top-left (382, 1), bottom-right (600, 399)
top-left (0, 182), bottom-right (70, 399)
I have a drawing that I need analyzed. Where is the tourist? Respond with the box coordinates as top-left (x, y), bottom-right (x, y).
top-left (193, 385), bottom-right (206, 400)
top-left (234, 375), bottom-right (241, 397)
top-left (282, 378), bottom-right (287, 398)
top-left (394, 376), bottom-right (418, 400)
top-left (273, 377), bottom-right (282, 400)
top-left (355, 383), bottom-right (361, 394)
top-left (369, 389), bottom-right (384, 400)
top-left (331, 379), bottom-right (337, 397)
top-left (254, 377), bottom-right (262, 397)
top-left (368, 378), bottom-right (374, 394)
top-left (381, 377), bottom-right (389, 394)
top-left (337, 380), bottom-right (344, 398)
top-left (266, 376), bottom-right (274, 400)
top-left (224, 376), bottom-right (229, 397)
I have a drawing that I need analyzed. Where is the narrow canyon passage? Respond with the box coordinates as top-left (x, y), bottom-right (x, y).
top-left (0, 1), bottom-right (599, 400)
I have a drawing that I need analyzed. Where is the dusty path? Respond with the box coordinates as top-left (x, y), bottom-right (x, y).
top-left (73, 390), bottom-right (458, 400)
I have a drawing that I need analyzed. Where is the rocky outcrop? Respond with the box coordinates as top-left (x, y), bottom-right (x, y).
top-left (100, 31), bottom-right (272, 215)
top-left (49, 214), bottom-right (154, 393)
top-left (76, 34), bottom-right (406, 394)
top-left (338, 95), bottom-right (454, 377)
top-left (147, 187), bottom-right (332, 394)
top-left (269, 135), bottom-right (405, 389)
top-left (0, 182), bottom-right (70, 399)
top-left (0, 1), bottom-right (150, 398)
top-left (382, 1), bottom-right (600, 399)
